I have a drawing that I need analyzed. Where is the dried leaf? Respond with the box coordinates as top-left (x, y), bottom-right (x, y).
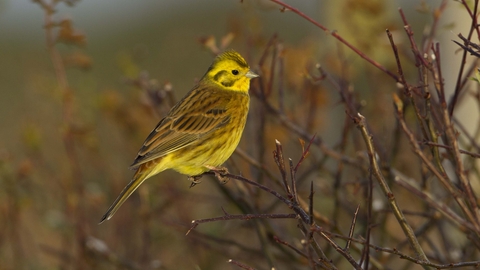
top-left (56, 19), bottom-right (87, 46)
top-left (220, 33), bottom-right (235, 49)
top-left (198, 35), bottom-right (219, 55)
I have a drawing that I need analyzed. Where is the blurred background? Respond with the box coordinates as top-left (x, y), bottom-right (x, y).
top-left (0, 0), bottom-right (476, 269)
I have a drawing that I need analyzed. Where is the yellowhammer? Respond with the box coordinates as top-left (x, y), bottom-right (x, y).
top-left (100, 50), bottom-right (258, 223)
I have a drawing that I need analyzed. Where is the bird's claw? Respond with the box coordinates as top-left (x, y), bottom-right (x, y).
top-left (188, 174), bottom-right (203, 188)
top-left (206, 165), bottom-right (230, 184)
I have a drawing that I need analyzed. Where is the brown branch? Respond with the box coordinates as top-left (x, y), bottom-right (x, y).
top-left (263, 99), bottom-right (364, 170)
top-left (331, 233), bottom-right (480, 269)
top-left (352, 112), bottom-right (431, 265)
top-left (308, 181), bottom-right (314, 226)
top-left (234, 147), bottom-right (281, 186)
top-left (294, 135), bottom-right (316, 172)
top-left (399, 8), bottom-right (432, 68)
top-left (228, 259), bottom-right (256, 270)
top-left (197, 171), bottom-right (311, 224)
top-left (273, 235), bottom-right (308, 259)
top-left (394, 97), bottom-right (480, 234)
top-left (186, 209), bottom-right (297, 236)
top-left (434, 41), bottom-right (480, 227)
top-left (288, 158), bottom-right (297, 203)
top-left (273, 139), bottom-right (290, 195)
top-left (197, 163), bottom-right (363, 268)
top-left (312, 227), bottom-right (362, 270)
top-left (345, 205), bottom-right (360, 251)
top-left (421, 140), bottom-right (480, 158)
top-left (392, 170), bottom-right (475, 232)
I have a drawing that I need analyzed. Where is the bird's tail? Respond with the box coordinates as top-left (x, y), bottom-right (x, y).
top-left (99, 161), bottom-right (159, 223)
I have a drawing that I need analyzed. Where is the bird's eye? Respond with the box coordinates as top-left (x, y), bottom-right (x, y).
top-left (231, 69), bottom-right (239, 75)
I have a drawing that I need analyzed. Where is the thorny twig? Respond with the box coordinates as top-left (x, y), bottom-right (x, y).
top-left (189, 142), bottom-right (362, 268)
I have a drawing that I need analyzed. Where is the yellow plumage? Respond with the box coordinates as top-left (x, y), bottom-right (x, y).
top-left (100, 50), bottom-right (258, 223)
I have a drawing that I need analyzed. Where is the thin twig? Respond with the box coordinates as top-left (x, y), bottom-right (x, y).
top-left (273, 235), bottom-right (308, 259)
top-left (289, 158), bottom-right (297, 204)
top-left (312, 227), bottom-right (362, 270)
top-left (329, 233), bottom-right (480, 269)
top-left (398, 8), bottom-right (431, 68)
top-left (449, 0), bottom-right (480, 115)
top-left (353, 112), bottom-right (431, 265)
top-left (392, 170), bottom-right (475, 232)
top-left (200, 171), bottom-right (311, 224)
top-left (308, 182), bottom-right (314, 226)
top-left (268, 0), bottom-right (399, 81)
top-left (228, 259), bottom-right (256, 270)
top-left (421, 140), bottom-right (480, 158)
top-left (345, 205), bottom-right (360, 251)
top-left (186, 209), bottom-right (297, 236)
top-left (394, 98), bottom-right (480, 234)
top-left (273, 139), bottom-right (290, 195)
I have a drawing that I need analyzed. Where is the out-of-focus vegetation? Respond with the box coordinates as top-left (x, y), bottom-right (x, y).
top-left (2, 0), bottom-right (480, 269)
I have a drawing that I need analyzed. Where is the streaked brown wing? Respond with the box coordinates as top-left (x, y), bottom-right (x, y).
top-left (130, 85), bottom-right (231, 169)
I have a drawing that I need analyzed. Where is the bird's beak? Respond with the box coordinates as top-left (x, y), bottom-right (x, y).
top-left (245, 70), bottom-right (259, 79)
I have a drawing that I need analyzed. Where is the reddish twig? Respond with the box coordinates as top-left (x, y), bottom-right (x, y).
top-left (228, 259), bottom-right (256, 270)
top-left (273, 235), bottom-right (308, 259)
top-left (398, 8), bottom-right (431, 68)
top-left (268, 0), bottom-right (399, 81)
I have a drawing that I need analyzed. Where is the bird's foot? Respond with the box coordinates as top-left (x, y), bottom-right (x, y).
top-left (188, 174), bottom-right (203, 188)
top-left (205, 165), bottom-right (230, 184)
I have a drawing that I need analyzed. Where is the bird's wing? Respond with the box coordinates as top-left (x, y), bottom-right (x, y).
top-left (130, 86), bottom-right (232, 169)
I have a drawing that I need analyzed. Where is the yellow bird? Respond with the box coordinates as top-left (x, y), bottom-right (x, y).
top-left (100, 50), bottom-right (258, 223)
